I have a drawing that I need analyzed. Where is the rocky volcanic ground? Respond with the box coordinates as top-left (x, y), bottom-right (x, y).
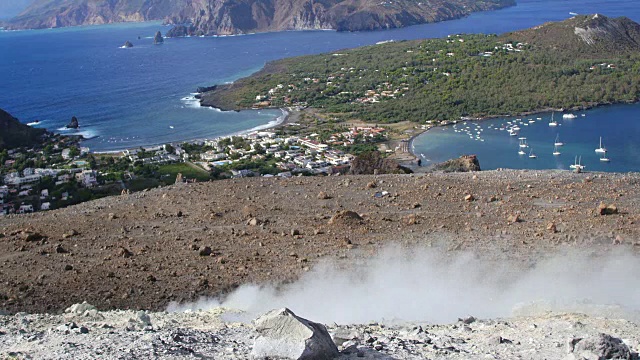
top-left (1, 170), bottom-right (639, 315)
top-left (1, 302), bottom-right (639, 359)
top-left (1, 169), bottom-right (640, 359)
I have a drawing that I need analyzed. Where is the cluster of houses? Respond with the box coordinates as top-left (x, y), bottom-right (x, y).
top-left (589, 63), bottom-right (617, 70)
top-left (1, 167), bottom-right (98, 215)
top-left (190, 130), bottom-right (361, 177)
top-left (124, 145), bottom-right (184, 164)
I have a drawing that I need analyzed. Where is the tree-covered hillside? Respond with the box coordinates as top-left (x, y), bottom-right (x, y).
top-left (200, 15), bottom-right (640, 123)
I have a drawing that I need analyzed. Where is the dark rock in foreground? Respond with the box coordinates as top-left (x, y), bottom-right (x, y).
top-left (433, 155), bottom-right (481, 172)
top-left (350, 151), bottom-right (412, 175)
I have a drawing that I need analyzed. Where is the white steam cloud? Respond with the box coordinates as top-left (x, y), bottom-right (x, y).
top-left (167, 244), bottom-right (640, 324)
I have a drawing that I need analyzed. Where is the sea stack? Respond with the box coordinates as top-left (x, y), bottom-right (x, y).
top-left (123, 41), bottom-right (133, 48)
top-left (153, 31), bottom-right (164, 44)
top-left (66, 116), bottom-right (79, 129)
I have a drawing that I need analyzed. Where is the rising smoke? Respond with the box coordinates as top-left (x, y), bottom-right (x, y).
top-left (167, 244), bottom-right (640, 324)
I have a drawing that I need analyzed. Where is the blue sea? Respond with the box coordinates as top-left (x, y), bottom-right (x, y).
top-left (412, 106), bottom-right (640, 172)
top-left (1, 0), bottom-right (639, 170)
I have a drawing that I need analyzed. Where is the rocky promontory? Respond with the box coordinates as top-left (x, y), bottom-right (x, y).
top-left (4, 0), bottom-right (515, 35)
top-left (0, 108), bottom-right (46, 149)
top-left (65, 116), bottom-right (79, 129)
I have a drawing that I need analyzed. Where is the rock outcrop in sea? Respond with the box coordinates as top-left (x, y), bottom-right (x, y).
top-left (122, 41), bottom-right (133, 48)
top-left (153, 31), bottom-right (163, 45)
top-left (66, 116), bottom-right (79, 129)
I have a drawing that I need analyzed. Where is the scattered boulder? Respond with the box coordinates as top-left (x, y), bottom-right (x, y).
top-left (328, 210), bottom-right (363, 226)
top-left (55, 244), bottom-right (68, 254)
top-left (62, 229), bottom-right (79, 238)
top-left (21, 231), bottom-right (44, 242)
top-left (128, 310), bottom-right (152, 330)
top-left (118, 247), bottom-right (133, 258)
top-left (567, 333), bottom-right (632, 360)
top-left (507, 214), bottom-right (521, 223)
top-left (65, 302), bottom-right (97, 316)
top-left (122, 41), bottom-right (133, 48)
top-left (153, 31), bottom-right (164, 44)
top-left (175, 173), bottom-right (184, 184)
top-left (251, 308), bottom-right (339, 360)
top-left (366, 181), bottom-right (377, 189)
top-left (598, 202), bottom-right (619, 215)
top-left (403, 214), bottom-right (417, 226)
top-left (247, 217), bottom-right (261, 226)
top-left (199, 246), bottom-right (212, 256)
top-left (317, 191), bottom-right (330, 200)
top-left (547, 222), bottom-right (558, 233)
top-left (66, 116), bottom-right (79, 129)
top-left (464, 194), bottom-right (475, 202)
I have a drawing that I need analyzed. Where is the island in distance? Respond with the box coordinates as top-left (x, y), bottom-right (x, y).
top-left (2, 0), bottom-right (515, 35)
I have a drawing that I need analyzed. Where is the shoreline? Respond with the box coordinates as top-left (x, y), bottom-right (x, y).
top-left (91, 107), bottom-right (291, 155)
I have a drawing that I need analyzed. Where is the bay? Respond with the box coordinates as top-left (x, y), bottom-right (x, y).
top-left (412, 105), bottom-right (640, 172)
top-left (0, 0), bottom-right (638, 154)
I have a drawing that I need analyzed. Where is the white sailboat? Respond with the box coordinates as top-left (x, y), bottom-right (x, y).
top-left (569, 156), bottom-right (585, 170)
top-left (563, 113), bottom-right (577, 119)
top-left (553, 144), bottom-right (561, 156)
top-left (595, 136), bottom-right (607, 153)
top-left (518, 148), bottom-right (526, 155)
top-left (529, 148), bottom-right (537, 159)
top-left (519, 137), bottom-right (528, 148)
top-left (600, 152), bottom-right (610, 162)
top-left (548, 112), bottom-right (558, 127)
top-left (554, 134), bottom-right (564, 146)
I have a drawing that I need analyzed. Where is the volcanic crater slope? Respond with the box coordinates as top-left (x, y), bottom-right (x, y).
top-left (0, 170), bottom-right (639, 315)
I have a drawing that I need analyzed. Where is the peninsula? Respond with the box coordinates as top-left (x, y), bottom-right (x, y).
top-left (199, 15), bottom-right (640, 123)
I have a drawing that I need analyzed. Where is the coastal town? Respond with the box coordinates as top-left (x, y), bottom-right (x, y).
top-left (0, 120), bottom-right (390, 215)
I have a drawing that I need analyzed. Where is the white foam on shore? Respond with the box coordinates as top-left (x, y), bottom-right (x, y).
top-left (235, 108), bottom-right (288, 136)
top-left (55, 127), bottom-right (98, 139)
top-left (168, 244), bottom-right (640, 324)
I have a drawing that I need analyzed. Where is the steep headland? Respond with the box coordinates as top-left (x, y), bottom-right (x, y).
top-left (0, 108), bottom-right (46, 150)
top-left (4, 0), bottom-right (515, 34)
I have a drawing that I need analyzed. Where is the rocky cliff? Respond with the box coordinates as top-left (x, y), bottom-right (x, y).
top-left (5, 0), bottom-right (515, 34)
top-left (0, 108), bottom-right (46, 150)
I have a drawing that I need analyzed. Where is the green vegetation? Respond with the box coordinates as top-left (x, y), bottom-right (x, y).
top-left (156, 163), bottom-right (211, 183)
top-left (202, 15), bottom-right (640, 123)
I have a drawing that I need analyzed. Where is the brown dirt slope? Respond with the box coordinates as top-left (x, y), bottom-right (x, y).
top-left (0, 170), bottom-right (639, 314)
